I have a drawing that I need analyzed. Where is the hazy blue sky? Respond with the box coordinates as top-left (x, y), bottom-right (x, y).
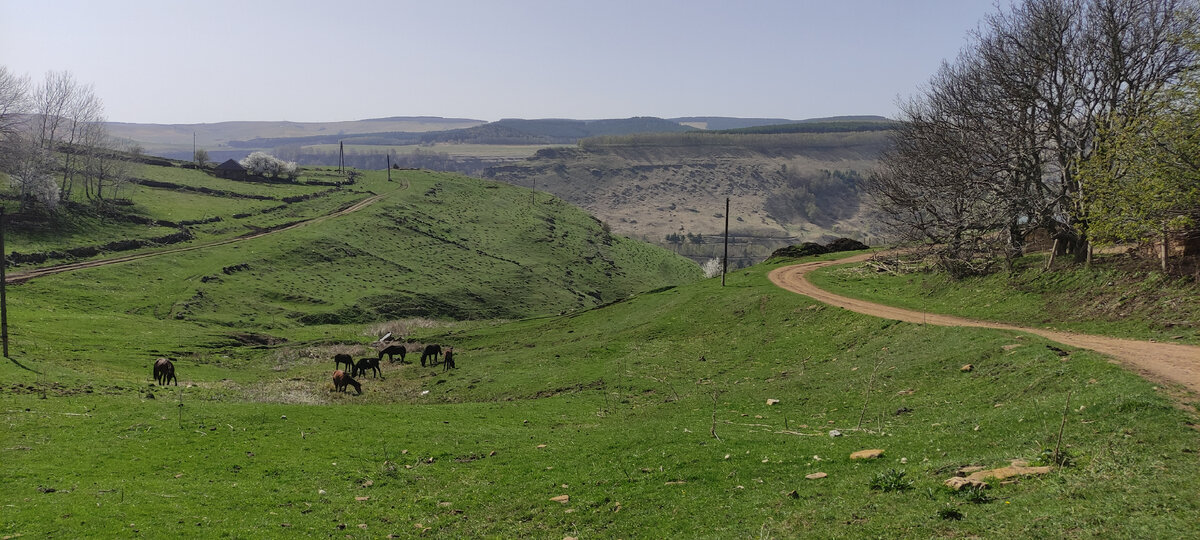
top-left (1, 0), bottom-right (1004, 124)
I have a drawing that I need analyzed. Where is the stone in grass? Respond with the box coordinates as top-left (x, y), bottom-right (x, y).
top-left (944, 477), bottom-right (989, 491)
top-left (956, 465), bottom-right (987, 476)
top-left (850, 449), bottom-right (885, 460)
top-left (964, 461), bottom-right (1051, 483)
top-left (961, 364), bottom-right (974, 372)
top-left (805, 472), bottom-right (828, 480)
top-left (550, 495), bottom-right (569, 504)
top-left (766, 398), bottom-right (780, 406)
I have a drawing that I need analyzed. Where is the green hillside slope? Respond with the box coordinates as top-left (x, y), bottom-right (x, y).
top-left (1, 252), bottom-right (1196, 538)
top-left (2, 163), bottom-right (701, 362)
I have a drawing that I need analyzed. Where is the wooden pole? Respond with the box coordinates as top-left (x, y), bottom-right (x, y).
top-left (722, 197), bottom-right (729, 287)
top-left (386, 154), bottom-right (392, 182)
top-left (1162, 221), bottom-right (1169, 272)
top-left (1, 207), bottom-right (8, 358)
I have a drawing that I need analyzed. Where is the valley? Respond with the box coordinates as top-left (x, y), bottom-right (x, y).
top-left (1, 158), bottom-right (1197, 538)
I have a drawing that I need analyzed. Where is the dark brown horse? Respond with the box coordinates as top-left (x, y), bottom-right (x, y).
top-left (420, 344), bottom-right (442, 367)
top-left (153, 357), bottom-right (177, 386)
top-left (353, 357), bottom-right (381, 379)
top-left (334, 353), bottom-right (354, 372)
top-left (377, 343), bottom-right (407, 363)
top-left (332, 370), bottom-right (361, 394)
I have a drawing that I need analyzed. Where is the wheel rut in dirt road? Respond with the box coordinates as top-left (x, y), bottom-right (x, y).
top-left (769, 253), bottom-right (1200, 395)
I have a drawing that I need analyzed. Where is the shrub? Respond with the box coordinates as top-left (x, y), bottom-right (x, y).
top-left (240, 151), bottom-right (299, 179)
top-left (701, 257), bottom-right (723, 278)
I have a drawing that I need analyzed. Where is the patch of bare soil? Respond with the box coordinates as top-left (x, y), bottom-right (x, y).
top-left (769, 254), bottom-right (1200, 395)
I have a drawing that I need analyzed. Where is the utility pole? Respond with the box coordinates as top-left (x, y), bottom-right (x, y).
top-left (722, 197), bottom-right (729, 287)
top-left (386, 153), bottom-right (392, 182)
top-left (1, 207), bottom-right (9, 357)
top-left (339, 141), bottom-right (345, 174)
top-left (193, 132), bottom-right (196, 167)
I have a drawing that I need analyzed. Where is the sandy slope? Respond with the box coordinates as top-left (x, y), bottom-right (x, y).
top-left (769, 253), bottom-right (1200, 394)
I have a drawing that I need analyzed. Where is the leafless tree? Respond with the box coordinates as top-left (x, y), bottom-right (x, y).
top-left (79, 129), bottom-right (134, 202)
top-left (0, 66), bottom-right (30, 145)
top-left (6, 134), bottom-right (59, 211)
top-left (870, 0), bottom-right (1197, 273)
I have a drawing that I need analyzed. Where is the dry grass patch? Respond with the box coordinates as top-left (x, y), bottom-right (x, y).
top-left (363, 318), bottom-right (455, 341)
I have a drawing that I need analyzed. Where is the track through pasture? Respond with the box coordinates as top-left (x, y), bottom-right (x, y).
top-left (770, 253), bottom-right (1200, 394)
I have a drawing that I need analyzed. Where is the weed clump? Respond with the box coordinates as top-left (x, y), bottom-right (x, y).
top-left (1033, 447), bottom-right (1074, 467)
top-left (869, 468), bottom-right (913, 492)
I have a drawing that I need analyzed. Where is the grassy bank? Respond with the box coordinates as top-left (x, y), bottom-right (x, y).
top-left (807, 253), bottom-right (1200, 345)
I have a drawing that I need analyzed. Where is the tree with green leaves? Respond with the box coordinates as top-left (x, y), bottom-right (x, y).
top-left (871, 0), bottom-right (1197, 275)
top-left (1080, 41), bottom-right (1200, 271)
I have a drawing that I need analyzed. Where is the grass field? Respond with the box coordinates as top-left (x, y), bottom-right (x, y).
top-left (808, 253), bottom-right (1200, 345)
top-left (1, 161), bottom-right (1197, 538)
top-left (2, 251), bottom-right (1198, 537)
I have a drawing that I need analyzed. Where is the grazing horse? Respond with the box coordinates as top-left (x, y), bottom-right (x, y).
top-left (377, 343), bottom-right (407, 364)
top-left (442, 347), bottom-right (456, 371)
top-left (334, 353), bottom-right (354, 372)
top-left (353, 357), bottom-right (381, 379)
top-left (332, 370), bottom-right (361, 394)
top-left (420, 344), bottom-right (442, 367)
top-left (153, 357), bottom-right (177, 386)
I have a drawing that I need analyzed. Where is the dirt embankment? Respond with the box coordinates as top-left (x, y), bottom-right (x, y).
top-left (769, 253), bottom-right (1200, 394)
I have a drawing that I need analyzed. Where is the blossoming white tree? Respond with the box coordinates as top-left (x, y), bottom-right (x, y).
top-left (240, 151), bottom-right (299, 179)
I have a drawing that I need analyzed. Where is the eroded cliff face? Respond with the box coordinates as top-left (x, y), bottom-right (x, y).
top-left (484, 131), bottom-right (890, 265)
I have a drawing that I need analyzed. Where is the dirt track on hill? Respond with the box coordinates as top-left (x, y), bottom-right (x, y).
top-left (5, 189), bottom-right (394, 284)
top-left (769, 253), bottom-right (1200, 395)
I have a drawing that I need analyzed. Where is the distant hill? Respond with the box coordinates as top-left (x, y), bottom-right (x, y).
top-left (484, 127), bottom-right (895, 266)
top-left (225, 117), bottom-right (699, 149)
top-left (716, 119), bottom-right (899, 135)
top-left (105, 116), bottom-right (486, 160)
top-left (100, 114), bottom-right (896, 266)
top-left (442, 117), bottom-right (697, 143)
top-left (110, 115), bottom-right (881, 162)
top-left (671, 115), bottom-right (891, 130)
top-left (671, 116), bottom-right (799, 130)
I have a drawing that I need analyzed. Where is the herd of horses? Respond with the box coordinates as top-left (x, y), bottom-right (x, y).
top-left (329, 343), bottom-right (456, 395)
top-left (150, 342), bottom-right (456, 398)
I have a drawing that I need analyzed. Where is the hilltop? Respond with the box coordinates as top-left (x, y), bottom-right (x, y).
top-left (106, 116), bottom-right (486, 162)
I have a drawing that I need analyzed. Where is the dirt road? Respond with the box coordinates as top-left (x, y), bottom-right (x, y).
top-left (769, 253), bottom-right (1200, 394)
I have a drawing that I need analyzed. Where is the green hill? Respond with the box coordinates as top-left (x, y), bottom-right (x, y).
top-left (2, 246), bottom-right (1197, 537)
top-left (2, 162), bottom-right (701, 346)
